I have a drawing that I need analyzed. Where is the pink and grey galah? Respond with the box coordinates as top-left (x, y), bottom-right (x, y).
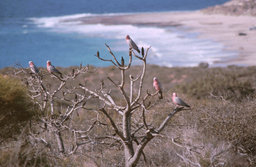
top-left (153, 77), bottom-right (163, 99)
top-left (47, 60), bottom-right (63, 78)
top-left (29, 61), bottom-right (39, 74)
top-left (126, 35), bottom-right (140, 53)
top-left (172, 92), bottom-right (190, 108)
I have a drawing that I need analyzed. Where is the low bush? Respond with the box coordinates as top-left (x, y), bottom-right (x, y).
top-left (0, 75), bottom-right (36, 139)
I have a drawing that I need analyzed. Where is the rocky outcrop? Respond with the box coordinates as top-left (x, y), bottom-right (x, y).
top-left (202, 0), bottom-right (256, 16)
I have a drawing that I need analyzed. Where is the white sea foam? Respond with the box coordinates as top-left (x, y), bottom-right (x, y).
top-left (29, 13), bottom-right (237, 67)
top-left (29, 13), bottom-right (93, 28)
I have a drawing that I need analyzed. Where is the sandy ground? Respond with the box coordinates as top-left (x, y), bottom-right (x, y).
top-left (70, 11), bottom-right (256, 66)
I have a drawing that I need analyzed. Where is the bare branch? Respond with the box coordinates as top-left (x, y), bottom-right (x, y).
top-left (176, 152), bottom-right (202, 167)
top-left (129, 74), bottom-right (140, 104)
top-left (156, 107), bottom-right (184, 133)
top-left (105, 43), bottom-right (122, 67)
top-left (100, 88), bottom-right (124, 115)
top-left (95, 50), bottom-right (118, 67)
top-left (131, 47), bottom-right (151, 107)
top-left (79, 83), bottom-right (123, 111)
top-left (107, 76), bottom-right (119, 88)
top-left (108, 76), bottom-right (130, 108)
top-left (99, 108), bottom-right (125, 141)
top-left (120, 69), bottom-right (125, 88)
top-left (55, 131), bottom-right (65, 154)
top-left (142, 106), bottom-right (149, 130)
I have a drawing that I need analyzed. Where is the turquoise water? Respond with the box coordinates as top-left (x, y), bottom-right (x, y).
top-left (0, 0), bottom-right (231, 68)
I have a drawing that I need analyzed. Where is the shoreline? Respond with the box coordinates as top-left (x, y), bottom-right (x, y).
top-left (70, 10), bottom-right (256, 66)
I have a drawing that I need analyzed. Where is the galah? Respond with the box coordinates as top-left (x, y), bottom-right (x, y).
top-left (126, 35), bottom-right (140, 53)
top-left (29, 61), bottom-right (39, 74)
top-left (153, 77), bottom-right (163, 99)
top-left (47, 60), bottom-right (63, 78)
top-left (172, 92), bottom-right (190, 108)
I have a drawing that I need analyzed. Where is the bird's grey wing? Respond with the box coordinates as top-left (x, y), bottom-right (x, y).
top-left (53, 66), bottom-right (62, 74)
top-left (158, 81), bottom-right (162, 90)
top-left (34, 65), bottom-right (39, 73)
top-left (175, 97), bottom-right (190, 107)
top-left (131, 40), bottom-right (140, 53)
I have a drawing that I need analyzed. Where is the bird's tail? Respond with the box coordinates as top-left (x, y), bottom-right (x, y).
top-left (158, 91), bottom-right (163, 99)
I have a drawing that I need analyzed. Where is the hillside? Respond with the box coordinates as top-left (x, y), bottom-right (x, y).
top-left (1, 64), bottom-right (256, 166)
top-left (202, 0), bottom-right (256, 16)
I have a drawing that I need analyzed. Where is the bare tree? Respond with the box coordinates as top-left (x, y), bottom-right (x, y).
top-left (15, 63), bottom-right (102, 164)
top-left (78, 44), bottom-right (186, 167)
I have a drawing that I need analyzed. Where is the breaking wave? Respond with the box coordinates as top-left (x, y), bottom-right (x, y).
top-left (29, 13), bottom-right (237, 67)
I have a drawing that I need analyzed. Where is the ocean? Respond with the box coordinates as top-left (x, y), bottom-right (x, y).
top-left (0, 0), bottom-right (231, 68)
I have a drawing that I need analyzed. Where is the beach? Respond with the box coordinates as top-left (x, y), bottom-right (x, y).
top-left (1, 0), bottom-right (255, 68)
top-left (70, 11), bottom-right (256, 66)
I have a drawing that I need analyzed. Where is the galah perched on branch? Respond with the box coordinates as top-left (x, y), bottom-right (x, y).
top-left (126, 35), bottom-right (140, 53)
top-left (47, 60), bottom-right (63, 78)
top-left (172, 92), bottom-right (190, 108)
top-left (29, 61), bottom-right (39, 74)
top-left (153, 77), bottom-right (163, 99)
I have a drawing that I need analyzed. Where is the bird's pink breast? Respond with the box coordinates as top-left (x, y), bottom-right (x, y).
top-left (172, 96), bottom-right (177, 104)
top-left (153, 80), bottom-right (160, 90)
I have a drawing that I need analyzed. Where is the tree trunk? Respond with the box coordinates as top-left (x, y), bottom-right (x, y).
top-left (123, 111), bottom-right (135, 167)
top-left (124, 143), bottom-right (135, 167)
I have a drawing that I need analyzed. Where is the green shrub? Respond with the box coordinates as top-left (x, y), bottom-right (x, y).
top-left (0, 75), bottom-right (36, 139)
